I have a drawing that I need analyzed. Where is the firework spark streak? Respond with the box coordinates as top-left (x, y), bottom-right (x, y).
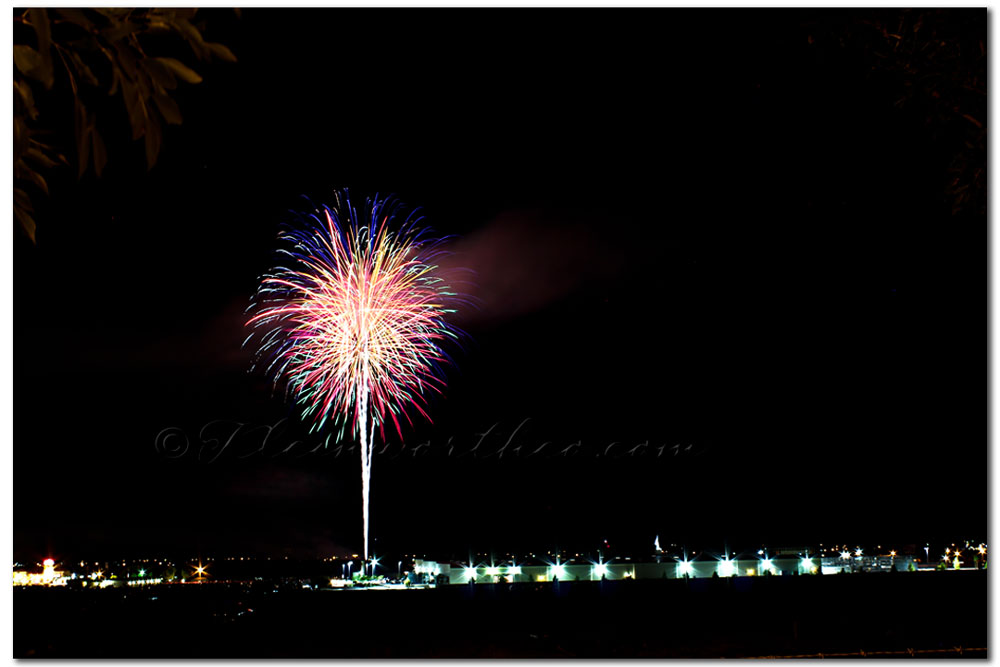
top-left (247, 192), bottom-right (462, 561)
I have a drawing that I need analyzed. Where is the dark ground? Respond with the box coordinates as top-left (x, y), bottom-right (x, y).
top-left (15, 571), bottom-right (986, 658)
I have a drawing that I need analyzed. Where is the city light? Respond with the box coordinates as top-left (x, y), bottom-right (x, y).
top-left (594, 563), bottom-right (609, 578)
top-left (509, 566), bottom-right (521, 575)
top-left (855, 548), bottom-right (863, 557)
top-left (718, 558), bottom-right (736, 578)
top-left (551, 564), bottom-right (566, 579)
top-left (464, 567), bottom-right (476, 579)
top-left (486, 566), bottom-right (499, 576)
top-left (840, 551), bottom-right (850, 560)
top-left (678, 560), bottom-right (694, 576)
top-left (762, 558), bottom-right (773, 572)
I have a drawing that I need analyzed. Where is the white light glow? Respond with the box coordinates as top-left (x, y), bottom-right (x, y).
top-left (594, 563), bottom-right (609, 578)
top-left (678, 560), bottom-right (694, 576)
top-left (551, 564), bottom-right (566, 579)
top-left (718, 558), bottom-right (736, 577)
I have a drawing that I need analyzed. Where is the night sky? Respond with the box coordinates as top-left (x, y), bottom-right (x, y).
top-left (15, 9), bottom-right (984, 563)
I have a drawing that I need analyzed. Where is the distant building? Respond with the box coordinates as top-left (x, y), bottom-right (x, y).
top-left (13, 559), bottom-right (66, 586)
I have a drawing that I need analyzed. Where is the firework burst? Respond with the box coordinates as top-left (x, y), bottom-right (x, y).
top-left (247, 191), bottom-right (462, 560)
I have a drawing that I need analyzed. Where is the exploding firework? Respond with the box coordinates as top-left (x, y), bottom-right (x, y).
top-left (247, 191), bottom-right (462, 561)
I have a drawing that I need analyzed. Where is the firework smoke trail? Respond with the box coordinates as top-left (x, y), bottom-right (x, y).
top-left (247, 191), bottom-right (463, 562)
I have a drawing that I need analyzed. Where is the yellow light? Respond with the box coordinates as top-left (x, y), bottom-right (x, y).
top-left (890, 551), bottom-right (897, 557)
top-left (746, 568), bottom-right (755, 576)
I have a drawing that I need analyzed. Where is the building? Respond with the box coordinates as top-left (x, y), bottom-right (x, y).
top-left (12, 559), bottom-right (66, 586)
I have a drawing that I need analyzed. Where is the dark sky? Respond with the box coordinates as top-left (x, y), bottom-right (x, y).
top-left (15, 9), bottom-right (984, 563)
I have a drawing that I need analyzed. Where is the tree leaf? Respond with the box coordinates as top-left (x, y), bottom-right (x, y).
top-left (101, 19), bottom-right (141, 44)
top-left (152, 92), bottom-right (183, 125)
top-left (14, 188), bottom-right (34, 213)
top-left (154, 57), bottom-right (202, 84)
top-left (206, 42), bottom-right (237, 63)
top-left (168, 17), bottom-right (207, 59)
top-left (67, 50), bottom-right (99, 87)
top-left (14, 79), bottom-right (39, 120)
top-left (113, 41), bottom-right (139, 81)
top-left (144, 117), bottom-right (162, 170)
top-left (92, 128), bottom-right (107, 177)
top-left (21, 165), bottom-right (49, 195)
top-left (134, 67), bottom-right (152, 99)
top-left (53, 8), bottom-right (95, 32)
top-left (13, 45), bottom-right (42, 77)
top-left (13, 117), bottom-right (29, 160)
top-left (28, 9), bottom-right (54, 89)
top-left (165, 8), bottom-right (198, 21)
top-left (140, 57), bottom-right (178, 92)
top-left (121, 79), bottom-right (147, 140)
top-left (25, 147), bottom-right (59, 169)
top-left (74, 98), bottom-right (91, 178)
top-left (14, 205), bottom-right (37, 243)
